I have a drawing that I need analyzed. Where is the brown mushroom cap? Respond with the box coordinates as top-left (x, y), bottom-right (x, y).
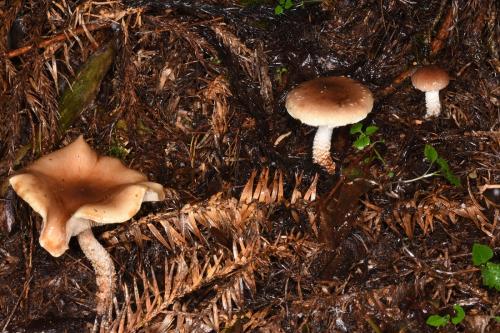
top-left (411, 65), bottom-right (450, 92)
top-left (285, 76), bottom-right (374, 127)
top-left (9, 135), bottom-right (164, 256)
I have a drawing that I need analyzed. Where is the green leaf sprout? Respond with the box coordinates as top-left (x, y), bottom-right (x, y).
top-left (451, 304), bottom-right (465, 325)
top-left (472, 243), bottom-right (500, 291)
top-left (426, 304), bottom-right (465, 328)
top-left (472, 243), bottom-right (494, 266)
top-left (350, 123), bottom-right (379, 150)
top-left (401, 144), bottom-right (461, 186)
top-left (426, 314), bottom-right (450, 328)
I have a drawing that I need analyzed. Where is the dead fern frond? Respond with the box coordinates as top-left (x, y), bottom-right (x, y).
top-left (365, 186), bottom-right (497, 238)
top-left (103, 169), bottom-right (319, 331)
top-left (202, 75), bottom-right (232, 139)
top-left (210, 23), bottom-right (273, 113)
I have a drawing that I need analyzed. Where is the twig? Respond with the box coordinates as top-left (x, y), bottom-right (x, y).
top-left (1, 276), bottom-right (33, 331)
top-left (378, 68), bottom-right (415, 98)
top-left (425, 0), bottom-right (447, 50)
top-left (430, 2), bottom-right (456, 56)
top-left (5, 23), bottom-right (110, 58)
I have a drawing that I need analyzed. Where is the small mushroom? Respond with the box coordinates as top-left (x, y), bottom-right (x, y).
top-left (285, 76), bottom-right (374, 173)
top-left (411, 65), bottom-right (450, 118)
top-left (9, 135), bottom-right (164, 315)
top-left (479, 184), bottom-right (500, 208)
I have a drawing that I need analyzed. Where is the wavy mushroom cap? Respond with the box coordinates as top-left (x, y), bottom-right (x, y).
top-left (285, 76), bottom-right (374, 128)
top-left (411, 65), bottom-right (450, 92)
top-left (9, 136), bottom-right (164, 257)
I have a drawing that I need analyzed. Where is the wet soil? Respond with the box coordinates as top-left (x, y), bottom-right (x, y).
top-left (0, 0), bottom-right (499, 332)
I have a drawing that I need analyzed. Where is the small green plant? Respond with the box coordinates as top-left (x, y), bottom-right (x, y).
top-left (426, 314), bottom-right (449, 328)
top-left (350, 123), bottom-right (379, 150)
top-left (349, 123), bottom-right (394, 178)
top-left (472, 243), bottom-right (500, 291)
top-left (274, 66), bottom-right (288, 85)
top-left (108, 141), bottom-right (130, 160)
top-left (274, 0), bottom-right (294, 15)
top-left (426, 304), bottom-right (465, 328)
top-left (401, 144), bottom-right (461, 186)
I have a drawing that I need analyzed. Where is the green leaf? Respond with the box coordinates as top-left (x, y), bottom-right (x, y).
top-left (108, 143), bottom-right (129, 160)
top-left (435, 156), bottom-right (450, 171)
top-left (284, 0), bottom-right (294, 9)
top-left (365, 125), bottom-right (379, 136)
top-left (495, 316), bottom-right (500, 323)
top-left (472, 243), bottom-right (493, 266)
top-left (424, 144), bottom-right (438, 163)
top-left (444, 172), bottom-right (461, 187)
top-left (426, 314), bottom-right (450, 327)
top-left (274, 5), bottom-right (284, 15)
top-left (350, 123), bottom-right (363, 135)
top-left (435, 157), bottom-right (461, 186)
top-left (58, 42), bottom-right (117, 137)
top-left (353, 134), bottom-right (370, 150)
top-left (482, 262), bottom-right (500, 291)
top-left (451, 304), bottom-right (465, 325)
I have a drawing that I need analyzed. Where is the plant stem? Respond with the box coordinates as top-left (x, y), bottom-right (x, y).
top-left (372, 147), bottom-right (386, 166)
top-left (400, 171), bottom-right (440, 184)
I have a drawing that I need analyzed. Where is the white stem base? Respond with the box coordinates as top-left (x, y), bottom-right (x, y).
top-left (312, 126), bottom-right (336, 174)
top-left (424, 90), bottom-right (441, 118)
top-left (77, 228), bottom-right (116, 316)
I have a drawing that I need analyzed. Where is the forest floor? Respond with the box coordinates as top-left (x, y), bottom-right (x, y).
top-left (0, 0), bottom-right (499, 332)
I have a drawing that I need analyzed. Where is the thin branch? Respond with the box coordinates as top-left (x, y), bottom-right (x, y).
top-left (1, 276), bottom-right (33, 331)
top-left (431, 2), bottom-right (457, 56)
top-left (5, 23), bottom-right (110, 59)
top-left (378, 68), bottom-right (415, 98)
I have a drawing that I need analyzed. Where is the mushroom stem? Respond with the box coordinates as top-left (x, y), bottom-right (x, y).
top-left (77, 228), bottom-right (115, 315)
top-left (424, 90), bottom-right (441, 118)
top-left (312, 126), bottom-right (336, 174)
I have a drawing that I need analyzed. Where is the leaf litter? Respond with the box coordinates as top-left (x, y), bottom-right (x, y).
top-left (0, 0), bottom-right (499, 332)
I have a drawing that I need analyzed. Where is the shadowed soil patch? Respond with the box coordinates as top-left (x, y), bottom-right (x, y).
top-left (0, 0), bottom-right (498, 332)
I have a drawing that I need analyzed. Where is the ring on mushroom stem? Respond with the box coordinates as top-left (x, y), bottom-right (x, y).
top-left (411, 65), bottom-right (450, 118)
top-left (9, 135), bottom-right (165, 316)
top-left (285, 76), bottom-right (374, 174)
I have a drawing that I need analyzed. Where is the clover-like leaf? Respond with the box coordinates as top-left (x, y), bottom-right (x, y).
top-left (365, 125), bottom-right (379, 136)
top-left (350, 123), bottom-right (363, 135)
top-left (274, 5), bottom-right (284, 15)
top-left (451, 304), bottom-right (465, 325)
top-left (426, 314), bottom-right (450, 328)
top-left (482, 262), bottom-right (500, 291)
top-left (472, 243), bottom-right (493, 266)
top-left (353, 134), bottom-right (370, 150)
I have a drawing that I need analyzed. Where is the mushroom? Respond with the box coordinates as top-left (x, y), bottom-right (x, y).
top-left (411, 65), bottom-right (450, 118)
top-left (479, 184), bottom-right (500, 208)
top-left (9, 135), bottom-right (164, 315)
top-left (285, 76), bottom-right (374, 173)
